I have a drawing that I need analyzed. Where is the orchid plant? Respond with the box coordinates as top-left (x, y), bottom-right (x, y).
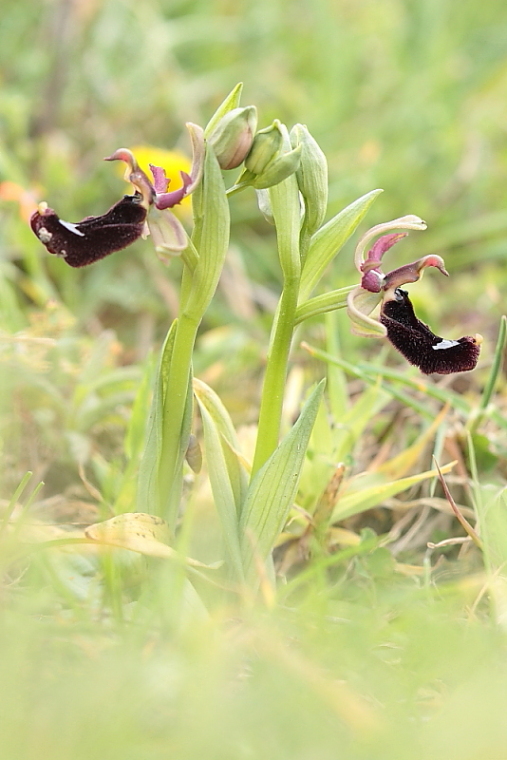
top-left (30, 84), bottom-right (481, 586)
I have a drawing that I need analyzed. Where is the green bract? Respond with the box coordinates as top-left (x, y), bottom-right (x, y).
top-left (245, 120), bottom-right (285, 174)
top-left (291, 123), bottom-right (328, 241)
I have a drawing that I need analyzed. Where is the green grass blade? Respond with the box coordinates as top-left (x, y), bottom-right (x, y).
top-left (303, 342), bottom-right (437, 419)
top-left (0, 471), bottom-right (33, 533)
top-left (468, 315), bottom-right (507, 434)
top-left (332, 462), bottom-right (455, 522)
top-left (304, 342), bottom-right (472, 415)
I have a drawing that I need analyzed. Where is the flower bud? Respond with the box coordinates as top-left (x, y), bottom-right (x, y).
top-left (244, 120), bottom-right (284, 174)
top-left (232, 121), bottom-right (302, 191)
top-left (207, 106), bottom-right (257, 170)
top-left (290, 124), bottom-right (328, 235)
top-left (250, 144), bottom-right (302, 189)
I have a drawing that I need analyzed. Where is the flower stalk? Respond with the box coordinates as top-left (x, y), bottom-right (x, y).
top-left (155, 143), bottom-right (230, 524)
top-left (251, 126), bottom-right (302, 477)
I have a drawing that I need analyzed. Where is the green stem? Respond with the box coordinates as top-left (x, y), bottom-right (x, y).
top-left (157, 311), bottom-right (200, 523)
top-left (251, 276), bottom-right (300, 477)
top-left (250, 132), bottom-right (302, 478)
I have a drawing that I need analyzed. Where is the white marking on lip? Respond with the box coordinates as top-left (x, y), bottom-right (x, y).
top-left (38, 227), bottom-right (53, 243)
top-left (432, 339), bottom-right (460, 351)
top-left (59, 219), bottom-right (85, 236)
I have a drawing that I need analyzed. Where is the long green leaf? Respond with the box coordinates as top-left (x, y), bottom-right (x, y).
top-left (468, 315), bottom-right (507, 434)
top-left (193, 378), bottom-right (248, 510)
top-left (241, 380), bottom-right (325, 577)
top-left (196, 399), bottom-right (245, 582)
top-left (299, 188), bottom-right (382, 300)
top-left (137, 320), bottom-right (177, 512)
top-left (304, 342), bottom-right (471, 416)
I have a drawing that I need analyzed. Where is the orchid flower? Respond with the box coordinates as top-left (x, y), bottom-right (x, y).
top-left (347, 215), bottom-right (481, 374)
top-left (30, 123), bottom-right (204, 267)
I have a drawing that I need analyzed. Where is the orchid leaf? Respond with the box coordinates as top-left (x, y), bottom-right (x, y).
top-left (240, 380), bottom-right (325, 578)
top-left (195, 399), bottom-right (245, 581)
top-left (186, 145), bottom-right (230, 318)
top-left (300, 188), bottom-right (383, 300)
top-left (193, 378), bottom-right (248, 510)
top-left (84, 513), bottom-right (220, 568)
top-left (136, 320), bottom-right (177, 512)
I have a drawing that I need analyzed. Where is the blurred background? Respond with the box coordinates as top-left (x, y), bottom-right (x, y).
top-left (2, 0), bottom-right (507, 324)
top-left (2, 4), bottom-right (507, 759)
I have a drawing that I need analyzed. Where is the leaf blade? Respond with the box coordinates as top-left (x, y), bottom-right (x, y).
top-left (240, 380), bottom-right (325, 577)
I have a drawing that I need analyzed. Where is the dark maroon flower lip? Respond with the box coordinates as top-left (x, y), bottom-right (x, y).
top-left (30, 194), bottom-right (147, 267)
top-left (31, 126), bottom-right (205, 266)
top-left (380, 288), bottom-right (482, 375)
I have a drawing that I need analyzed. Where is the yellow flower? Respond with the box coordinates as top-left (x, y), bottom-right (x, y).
top-left (125, 145), bottom-right (192, 217)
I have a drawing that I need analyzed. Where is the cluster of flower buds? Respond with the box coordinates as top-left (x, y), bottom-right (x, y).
top-left (206, 106), bottom-right (306, 192)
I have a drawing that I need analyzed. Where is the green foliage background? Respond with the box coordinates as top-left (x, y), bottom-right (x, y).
top-left (1, 1), bottom-right (507, 758)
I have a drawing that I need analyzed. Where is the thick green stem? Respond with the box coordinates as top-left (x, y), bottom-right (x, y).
top-left (157, 311), bottom-right (200, 523)
top-left (251, 276), bottom-right (300, 477)
top-left (250, 129), bottom-right (302, 478)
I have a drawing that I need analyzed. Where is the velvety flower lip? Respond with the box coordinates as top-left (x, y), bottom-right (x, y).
top-left (31, 124), bottom-right (205, 265)
top-left (30, 194), bottom-right (147, 268)
top-left (380, 288), bottom-right (482, 375)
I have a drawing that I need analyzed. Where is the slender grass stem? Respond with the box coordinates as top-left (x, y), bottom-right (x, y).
top-left (468, 315), bottom-right (507, 434)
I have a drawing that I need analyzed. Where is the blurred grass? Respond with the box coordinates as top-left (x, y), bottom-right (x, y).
top-left (2, 0), bottom-right (507, 758)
